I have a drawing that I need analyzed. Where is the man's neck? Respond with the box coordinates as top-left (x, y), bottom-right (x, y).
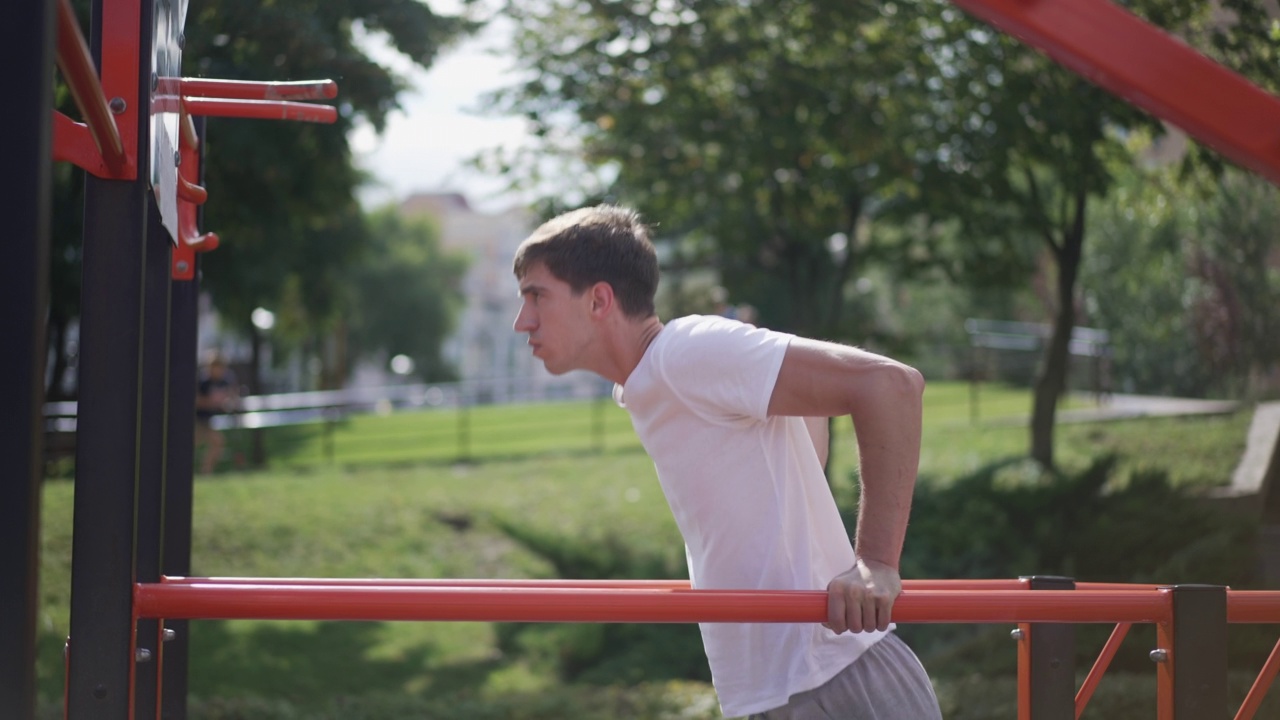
top-left (598, 316), bottom-right (663, 385)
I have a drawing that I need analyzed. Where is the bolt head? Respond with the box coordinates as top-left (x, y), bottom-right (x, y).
top-left (1150, 649), bottom-right (1168, 663)
top-left (163, 628), bottom-right (177, 642)
top-left (108, 97), bottom-right (127, 114)
top-left (135, 648), bottom-right (152, 663)
top-left (1010, 628), bottom-right (1024, 641)
top-left (174, 150), bottom-right (182, 167)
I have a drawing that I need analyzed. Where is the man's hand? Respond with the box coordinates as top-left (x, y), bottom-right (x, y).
top-left (825, 557), bottom-right (902, 634)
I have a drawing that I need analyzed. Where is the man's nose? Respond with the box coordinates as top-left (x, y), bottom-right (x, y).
top-left (513, 304), bottom-right (535, 333)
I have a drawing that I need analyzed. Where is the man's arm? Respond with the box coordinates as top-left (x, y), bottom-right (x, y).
top-left (766, 336), bottom-right (924, 634)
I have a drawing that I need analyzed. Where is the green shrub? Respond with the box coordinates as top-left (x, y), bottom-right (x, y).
top-left (489, 515), bottom-right (711, 685)
top-left (886, 456), bottom-right (1260, 676)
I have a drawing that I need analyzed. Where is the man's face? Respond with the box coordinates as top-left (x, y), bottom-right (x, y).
top-left (513, 263), bottom-right (594, 375)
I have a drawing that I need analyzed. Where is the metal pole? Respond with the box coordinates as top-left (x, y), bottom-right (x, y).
top-left (1017, 576), bottom-right (1076, 720)
top-left (67, 0), bottom-right (152, 714)
top-left (1164, 585), bottom-right (1228, 720)
top-left (0, 1), bottom-right (56, 716)
top-left (159, 115), bottom-right (205, 720)
top-left (133, 203), bottom-right (173, 720)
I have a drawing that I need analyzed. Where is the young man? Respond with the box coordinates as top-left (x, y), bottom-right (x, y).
top-left (512, 205), bottom-right (940, 719)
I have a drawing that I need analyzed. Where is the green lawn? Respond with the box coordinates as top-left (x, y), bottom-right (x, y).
top-left (35, 382), bottom-right (1261, 717)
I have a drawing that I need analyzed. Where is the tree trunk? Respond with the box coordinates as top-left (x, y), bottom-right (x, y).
top-left (1030, 190), bottom-right (1087, 469)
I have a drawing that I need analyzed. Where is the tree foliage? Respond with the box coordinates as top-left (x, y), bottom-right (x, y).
top-left (486, 0), bottom-right (942, 337)
top-left (347, 208), bottom-right (469, 382)
top-left (187, 0), bottom-right (475, 335)
top-left (482, 0), bottom-right (1280, 466)
top-left (49, 0), bottom-right (476, 395)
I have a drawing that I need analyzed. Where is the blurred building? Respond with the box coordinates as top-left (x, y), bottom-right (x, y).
top-left (400, 192), bottom-right (604, 403)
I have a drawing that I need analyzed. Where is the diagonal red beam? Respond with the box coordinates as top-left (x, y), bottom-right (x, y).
top-left (950, 0), bottom-right (1280, 187)
top-left (53, 0), bottom-right (126, 175)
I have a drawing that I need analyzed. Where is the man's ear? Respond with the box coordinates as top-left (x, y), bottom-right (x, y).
top-left (588, 281), bottom-right (615, 317)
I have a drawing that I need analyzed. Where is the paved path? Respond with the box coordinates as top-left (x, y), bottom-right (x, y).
top-left (1057, 393), bottom-right (1240, 423)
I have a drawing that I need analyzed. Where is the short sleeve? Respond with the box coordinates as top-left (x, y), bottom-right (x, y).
top-left (653, 316), bottom-right (793, 424)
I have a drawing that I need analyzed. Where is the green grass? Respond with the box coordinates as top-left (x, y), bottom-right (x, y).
top-left (35, 382), bottom-right (1262, 716)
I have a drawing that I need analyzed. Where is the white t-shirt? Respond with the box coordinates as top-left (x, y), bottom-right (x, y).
top-left (615, 315), bottom-right (885, 718)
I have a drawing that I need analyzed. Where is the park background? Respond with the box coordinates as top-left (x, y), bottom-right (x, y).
top-left (41, 0), bottom-right (1280, 717)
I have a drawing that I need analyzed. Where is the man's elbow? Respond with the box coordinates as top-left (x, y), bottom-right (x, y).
top-left (880, 361), bottom-right (925, 412)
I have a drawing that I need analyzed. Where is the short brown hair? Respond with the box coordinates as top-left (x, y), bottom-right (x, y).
top-left (513, 205), bottom-right (658, 318)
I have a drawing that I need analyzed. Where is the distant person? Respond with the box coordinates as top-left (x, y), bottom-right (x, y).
top-left (511, 206), bottom-right (940, 719)
top-left (711, 285), bottom-right (739, 319)
top-left (195, 351), bottom-right (238, 474)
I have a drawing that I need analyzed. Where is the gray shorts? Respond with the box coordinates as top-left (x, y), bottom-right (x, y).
top-left (749, 633), bottom-right (942, 720)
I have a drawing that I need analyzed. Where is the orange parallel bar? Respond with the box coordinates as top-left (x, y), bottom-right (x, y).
top-left (53, 0), bottom-right (125, 173)
top-left (162, 576), bottom-right (1032, 591)
top-left (1229, 592), bottom-right (1280, 623)
top-left (182, 97), bottom-right (338, 124)
top-left (950, 0), bottom-right (1280, 188)
top-left (134, 584), bottom-right (1173, 624)
top-left (181, 78), bottom-right (338, 101)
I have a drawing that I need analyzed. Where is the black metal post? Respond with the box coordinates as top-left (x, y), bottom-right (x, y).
top-left (1168, 585), bottom-right (1228, 720)
top-left (1022, 576), bottom-right (1076, 720)
top-left (66, 0), bottom-right (154, 715)
top-left (134, 204), bottom-right (173, 719)
top-left (160, 115), bottom-right (205, 720)
top-left (1, 0), bottom-right (56, 716)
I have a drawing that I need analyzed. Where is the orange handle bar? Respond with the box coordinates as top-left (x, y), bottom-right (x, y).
top-left (183, 97), bottom-right (338, 124)
top-left (181, 78), bottom-right (338, 101)
top-left (135, 583), bottom-right (1176, 624)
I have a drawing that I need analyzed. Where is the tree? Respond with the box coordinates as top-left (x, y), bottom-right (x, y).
top-left (484, 0), bottom-right (935, 338)
top-left (48, 0), bottom-right (476, 397)
top-left (1081, 160), bottom-right (1280, 399)
top-left (188, 0), bottom-right (475, 345)
top-left (912, 0), bottom-right (1280, 466)
top-left (347, 208), bottom-right (469, 382)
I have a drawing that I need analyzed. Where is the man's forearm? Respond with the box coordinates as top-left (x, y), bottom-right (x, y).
top-left (850, 366), bottom-right (923, 569)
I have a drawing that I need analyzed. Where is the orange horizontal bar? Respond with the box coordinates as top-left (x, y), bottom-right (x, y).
top-left (54, 0), bottom-right (126, 174)
top-left (134, 584), bottom-right (1173, 624)
top-left (163, 576), bottom-right (1032, 591)
top-left (1229, 592), bottom-right (1280, 623)
top-left (181, 78), bottom-right (338, 101)
top-left (182, 97), bottom-right (338, 124)
top-left (163, 576), bottom-right (692, 589)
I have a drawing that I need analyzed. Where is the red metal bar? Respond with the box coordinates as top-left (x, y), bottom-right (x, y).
top-left (1075, 622), bottom-right (1132, 719)
top-left (181, 78), bottom-right (338, 101)
top-left (1229, 592), bottom-right (1280, 623)
top-left (182, 97), bottom-right (338, 124)
top-left (1156, 621), bottom-right (1174, 720)
top-left (134, 584), bottom-right (1173, 624)
top-left (161, 576), bottom-right (1032, 591)
top-left (1235, 636), bottom-right (1280, 720)
top-left (950, 0), bottom-right (1280, 188)
top-left (53, 0), bottom-right (126, 175)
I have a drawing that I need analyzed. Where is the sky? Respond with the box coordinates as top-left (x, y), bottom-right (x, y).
top-left (348, 9), bottom-right (533, 213)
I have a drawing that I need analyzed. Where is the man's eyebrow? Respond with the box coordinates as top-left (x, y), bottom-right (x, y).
top-left (519, 282), bottom-right (544, 296)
